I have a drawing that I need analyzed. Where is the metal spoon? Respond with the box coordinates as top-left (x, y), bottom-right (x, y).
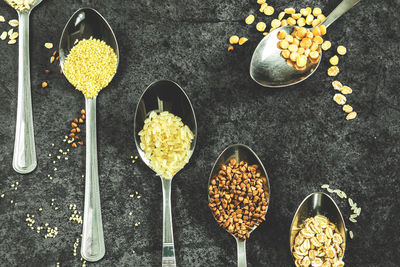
top-left (290, 192), bottom-right (346, 263)
top-left (133, 80), bottom-right (197, 267)
top-left (5, 0), bottom-right (43, 174)
top-left (250, 0), bottom-right (361, 87)
top-left (208, 144), bottom-right (270, 267)
top-left (59, 8), bottom-right (119, 262)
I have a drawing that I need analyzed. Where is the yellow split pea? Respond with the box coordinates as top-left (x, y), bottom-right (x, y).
top-left (64, 38), bottom-right (118, 98)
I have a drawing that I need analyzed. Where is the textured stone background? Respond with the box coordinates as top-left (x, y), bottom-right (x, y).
top-left (0, 0), bottom-right (399, 266)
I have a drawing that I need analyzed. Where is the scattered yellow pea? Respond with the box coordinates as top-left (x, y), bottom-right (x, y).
top-left (281, 50), bottom-right (290, 59)
top-left (245, 14), bottom-right (255, 25)
top-left (278, 11), bottom-right (285, 20)
top-left (238, 37), bottom-right (248, 45)
top-left (337, 45), bottom-right (347, 55)
top-left (321, 40), bottom-right (332, 50)
top-left (264, 6), bottom-right (275, 16)
top-left (277, 30), bottom-right (287, 40)
top-left (330, 55), bottom-right (339, 65)
top-left (313, 7), bottom-right (322, 16)
top-left (229, 35), bottom-right (239, 45)
top-left (296, 55), bottom-right (308, 67)
top-left (328, 66), bottom-right (340, 76)
top-left (284, 8), bottom-right (296, 14)
top-left (257, 0), bottom-right (266, 4)
top-left (292, 13), bottom-right (301, 20)
top-left (259, 3), bottom-right (268, 13)
top-left (271, 19), bottom-right (281, 28)
top-left (279, 39), bottom-right (290, 49)
top-left (306, 14), bottom-right (314, 25)
top-left (256, 22), bottom-right (267, 32)
top-left (289, 52), bottom-right (299, 62)
top-left (288, 44), bottom-right (298, 53)
top-left (297, 17), bottom-right (306, 27)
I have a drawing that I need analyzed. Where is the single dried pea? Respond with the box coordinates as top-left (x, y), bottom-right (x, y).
top-left (284, 8), bottom-right (296, 14)
top-left (343, 105), bottom-right (353, 113)
top-left (328, 66), bottom-right (340, 76)
top-left (238, 37), bottom-right (248, 45)
top-left (257, 0), bottom-right (266, 4)
top-left (229, 35), bottom-right (239, 44)
top-left (317, 14), bottom-right (326, 22)
top-left (271, 19), bottom-right (281, 28)
top-left (319, 25), bottom-right (327, 36)
top-left (297, 17), bottom-right (306, 27)
top-left (281, 50), bottom-right (290, 59)
top-left (330, 55), bottom-right (339, 65)
top-left (296, 27), bottom-right (308, 39)
top-left (313, 7), bottom-right (322, 16)
top-left (0, 31), bottom-right (7, 40)
top-left (281, 19), bottom-right (288, 26)
top-left (337, 45), bottom-right (347, 55)
top-left (310, 42), bottom-right (319, 51)
top-left (300, 8), bottom-right (309, 16)
top-left (313, 36), bottom-right (323, 45)
top-left (346, 111), bottom-right (357, 120)
top-left (312, 18), bottom-right (321, 27)
top-left (333, 93), bottom-right (347, 105)
top-left (309, 50), bottom-right (320, 59)
top-left (288, 44), bottom-right (298, 53)
top-left (264, 6), bottom-right (274, 16)
top-left (291, 13), bottom-right (301, 20)
top-left (289, 51), bottom-right (299, 62)
top-left (259, 3), bottom-right (268, 13)
top-left (300, 38), bottom-right (312, 49)
top-left (287, 17), bottom-right (296, 25)
top-left (42, 82), bottom-right (48, 88)
top-left (245, 14), bottom-right (255, 25)
top-left (306, 14), bottom-right (314, 25)
top-left (256, 22), bottom-right (267, 32)
top-left (279, 39), bottom-right (289, 49)
top-left (278, 11), bottom-right (285, 20)
top-left (292, 38), bottom-right (300, 46)
top-left (277, 30), bottom-right (287, 40)
top-left (228, 45), bottom-right (234, 52)
top-left (332, 80), bottom-right (343, 90)
top-left (321, 40), bottom-right (331, 50)
top-left (296, 55), bottom-right (307, 67)
top-left (285, 35), bottom-right (294, 43)
top-left (304, 48), bottom-right (311, 57)
top-left (341, 85), bottom-right (352, 94)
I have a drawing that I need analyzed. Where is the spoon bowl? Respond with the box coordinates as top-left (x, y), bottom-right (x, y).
top-left (4, 0), bottom-right (43, 13)
top-left (208, 144), bottom-right (270, 267)
top-left (59, 8), bottom-right (119, 71)
top-left (134, 80), bottom-right (197, 267)
top-left (250, 25), bottom-right (320, 87)
top-left (59, 8), bottom-right (119, 262)
top-left (290, 192), bottom-right (346, 263)
top-left (250, 0), bottom-right (360, 87)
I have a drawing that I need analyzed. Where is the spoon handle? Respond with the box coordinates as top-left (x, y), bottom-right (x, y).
top-left (322, 0), bottom-right (361, 28)
top-left (161, 178), bottom-right (176, 267)
top-left (12, 11), bottom-right (37, 174)
top-left (81, 98), bottom-right (105, 262)
top-left (236, 238), bottom-right (247, 267)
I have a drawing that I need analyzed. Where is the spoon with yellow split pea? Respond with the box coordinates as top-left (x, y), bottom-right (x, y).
top-left (250, 0), bottom-right (361, 87)
top-left (59, 8), bottom-right (119, 262)
top-left (4, 0), bottom-right (43, 174)
top-left (134, 80), bottom-right (197, 266)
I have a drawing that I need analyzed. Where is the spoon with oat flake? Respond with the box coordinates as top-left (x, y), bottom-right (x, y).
top-left (5, 0), bottom-right (43, 173)
top-left (250, 0), bottom-right (360, 87)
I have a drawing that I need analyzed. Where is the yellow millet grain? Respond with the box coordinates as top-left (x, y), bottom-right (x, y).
top-left (64, 38), bottom-right (118, 98)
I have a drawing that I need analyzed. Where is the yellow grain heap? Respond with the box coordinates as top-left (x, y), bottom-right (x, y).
top-left (139, 111), bottom-right (194, 179)
top-left (63, 37), bottom-right (118, 98)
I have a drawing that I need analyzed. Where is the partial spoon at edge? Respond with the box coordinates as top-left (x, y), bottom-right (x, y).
top-left (250, 0), bottom-right (361, 88)
top-left (5, 0), bottom-right (43, 174)
top-left (290, 192), bottom-right (346, 264)
top-left (208, 144), bottom-right (271, 267)
top-left (133, 80), bottom-right (197, 267)
top-left (59, 8), bottom-right (120, 262)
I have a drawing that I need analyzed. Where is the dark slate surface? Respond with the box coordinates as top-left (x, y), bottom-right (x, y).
top-left (0, 0), bottom-right (399, 266)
